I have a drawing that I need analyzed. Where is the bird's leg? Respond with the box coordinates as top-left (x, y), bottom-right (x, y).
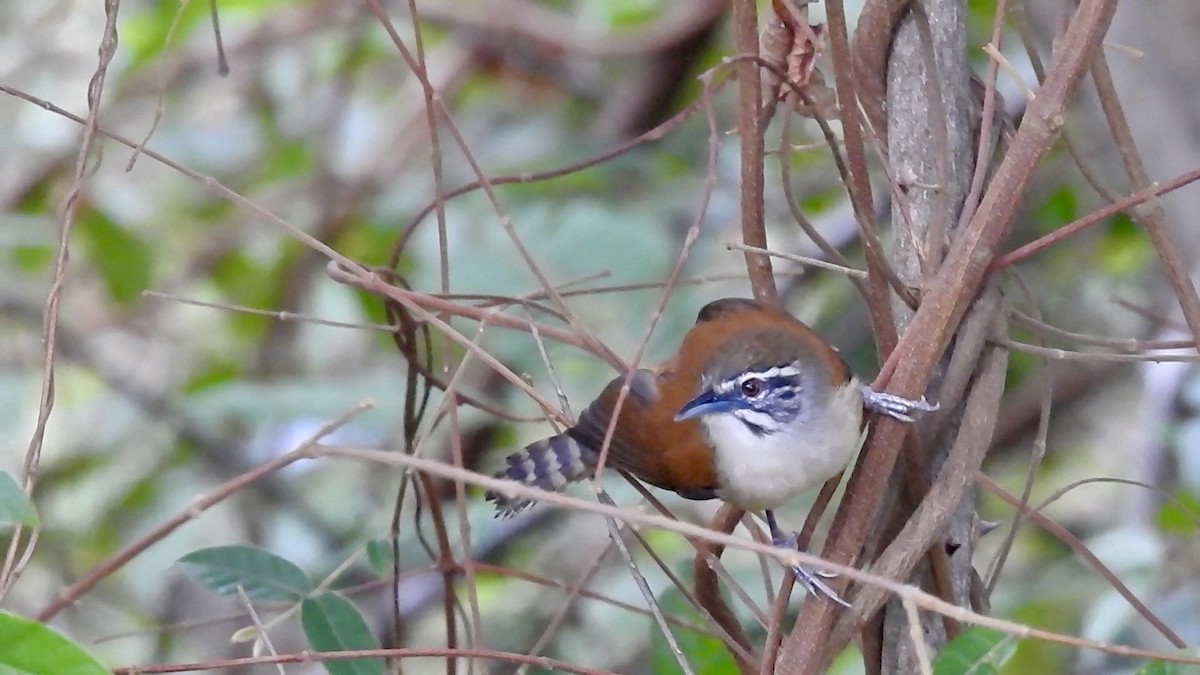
top-left (765, 510), bottom-right (850, 607)
top-left (860, 386), bottom-right (939, 422)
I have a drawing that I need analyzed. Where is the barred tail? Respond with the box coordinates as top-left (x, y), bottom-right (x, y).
top-left (486, 432), bottom-right (596, 517)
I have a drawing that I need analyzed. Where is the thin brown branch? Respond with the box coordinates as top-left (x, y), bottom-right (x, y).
top-left (976, 473), bottom-right (1186, 648)
top-left (733, 0), bottom-right (776, 304)
top-left (36, 404), bottom-right (374, 622)
top-left (1089, 46), bottom-right (1200, 358)
top-left (991, 166), bottom-right (1200, 271)
top-left (695, 504), bottom-right (758, 674)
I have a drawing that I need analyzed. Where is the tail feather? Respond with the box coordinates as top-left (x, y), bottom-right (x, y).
top-left (486, 432), bottom-right (596, 517)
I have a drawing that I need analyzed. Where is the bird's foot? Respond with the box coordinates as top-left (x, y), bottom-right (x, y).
top-left (860, 386), bottom-right (939, 422)
top-left (770, 531), bottom-right (851, 608)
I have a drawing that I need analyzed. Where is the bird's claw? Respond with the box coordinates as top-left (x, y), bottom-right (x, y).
top-left (771, 531), bottom-right (850, 607)
top-left (860, 387), bottom-right (939, 422)
top-left (791, 564), bottom-right (852, 608)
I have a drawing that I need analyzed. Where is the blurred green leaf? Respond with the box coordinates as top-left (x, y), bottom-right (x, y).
top-left (1155, 490), bottom-right (1200, 535)
top-left (933, 627), bottom-right (1015, 675)
top-left (301, 593), bottom-right (384, 675)
top-left (0, 610), bottom-right (108, 674)
top-left (183, 359), bottom-right (244, 394)
top-left (12, 245), bottom-right (53, 273)
top-left (1035, 186), bottom-right (1078, 231)
top-left (365, 539), bottom-right (394, 577)
top-left (178, 545), bottom-right (313, 601)
top-left (260, 140), bottom-right (315, 182)
top-left (1097, 214), bottom-right (1151, 276)
top-left (0, 471), bottom-right (38, 529)
top-left (78, 210), bottom-right (153, 305)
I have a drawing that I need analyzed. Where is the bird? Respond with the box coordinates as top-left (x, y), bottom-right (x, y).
top-left (486, 297), bottom-right (934, 603)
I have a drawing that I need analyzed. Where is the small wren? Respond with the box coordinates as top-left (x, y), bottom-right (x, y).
top-left (487, 298), bottom-right (934, 602)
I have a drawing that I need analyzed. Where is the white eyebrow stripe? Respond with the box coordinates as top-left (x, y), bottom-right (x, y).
top-left (732, 363), bottom-right (801, 387)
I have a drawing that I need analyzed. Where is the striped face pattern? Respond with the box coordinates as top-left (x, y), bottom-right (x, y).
top-left (710, 362), bottom-right (807, 436)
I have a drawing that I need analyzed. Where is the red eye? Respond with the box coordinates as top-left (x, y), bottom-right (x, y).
top-left (740, 378), bottom-right (764, 397)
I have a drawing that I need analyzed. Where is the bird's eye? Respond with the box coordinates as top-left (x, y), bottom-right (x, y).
top-left (740, 378), bottom-right (765, 397)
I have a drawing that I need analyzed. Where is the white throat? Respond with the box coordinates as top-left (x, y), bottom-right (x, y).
top-left (704, 379), bottom-right (863, 511)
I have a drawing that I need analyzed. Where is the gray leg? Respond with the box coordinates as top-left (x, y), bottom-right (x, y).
top-left (765, 511), bottom-right (850, 608)
top-left (860, 386), bottom-right (939, 422)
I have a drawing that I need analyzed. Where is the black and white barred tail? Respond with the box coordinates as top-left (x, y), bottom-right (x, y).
top-left (486, 432), bottom-right (596, 517)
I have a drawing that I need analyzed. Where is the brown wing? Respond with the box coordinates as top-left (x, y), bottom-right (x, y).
top-left (570, 369), bottom-right (719, 499)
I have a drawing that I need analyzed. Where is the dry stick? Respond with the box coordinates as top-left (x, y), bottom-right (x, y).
top-left (628, 483), bottom-right (764, 667)
top-left (852, 0), bottom-right (909, 146)
top-left (759, 557), bottom-right (797, 675)
top-left (727, 243), bottom-right (869, 278)
top-left (516, 540), bottom-right (619, 675)
top-left (990, 166), bottom-right (1200, 271)
top-left (632, 520), bottom-right (760, 657)
top-left (976, 473), bottom-right (1186, 648)
top-left (829, 295), bottom-right (1006, 654)
top-left (143, 290), bottom-right (541, 423)
top-left (779, 1), bottom-right (1120, 671)
top-left (389, 95), bottom-right (709, 267)
top-left (1009, 308), bottom-right (1197, 352)
top-left (985, 277), bottom-right (1053, 600)
top-left (397, 5), bottom-right (474, 664)
top-left (314, 444), bottom-right (1200, 667)
top-left (1089, 50), bottom-right (1200, 356)
top-left (880, 1), bottom-right (973, 644)
top-left (1037, 477), bottom-right (1200, 528)
top-left (36, 403), bottom-right (374, 622)
top-left (956, 0), bottom-right (1008, 234)
top-left (1001, 340), bottom-right (1200, 363)
top-left (590, 68), bottom-right (725, 481)
top-left (2, 0), bottom-right (120, 599)
top-left (115, 647), bottom-right (615, 675)
top-left (762, 57), bottom-right (912, 311)
top-left (708, 10), bottom-right (780, 665)
top-left (827, 0), bottom-right (902, 352)
top-left (0, 85), bottom-right (570, 405)
top-left (774, 101), bottom-right (874, 304)
top-left (467, 562), bottom-right (715, 638)
top-left (695, 504), bottom-right (759, 675)
top-left (731, 0), bottom-right (776, 304)
top-left (595, 494), bottom-right (696, 675)
top-left (325, 272), bottom-right (605, 421)
top-left (1010, 0), bottom-right (1125, 206)
top-left (902, 595), bottom-right (935, 675)
top-left (234, 586), bottom-right (286, 675)
top-left (364, 1), bottom-right (621, 376)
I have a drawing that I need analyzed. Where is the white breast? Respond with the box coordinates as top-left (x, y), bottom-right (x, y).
top-left (706, 381), bottom-right (863, 511)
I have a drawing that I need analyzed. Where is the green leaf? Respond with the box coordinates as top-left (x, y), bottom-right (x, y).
top-left (0, 610), bottom-right (108, 674)
top-left (178, 545), bottom-right (313, 601)
top-left (1155, 490), bottom-right (1200, 535)
top-left (77, 210), bottom-right (153, 305)
top-left (933, 627), bottom-right (1015, 675)
top-left (301, 593), bottom-right (384, 675)
top-left (0, 472), bottom-right (38, 529)
top-left (364, 539), bottom-right (394, 577)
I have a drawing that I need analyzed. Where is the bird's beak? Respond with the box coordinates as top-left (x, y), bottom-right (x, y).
top-left (675, 391), bottom-right (735, 421)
